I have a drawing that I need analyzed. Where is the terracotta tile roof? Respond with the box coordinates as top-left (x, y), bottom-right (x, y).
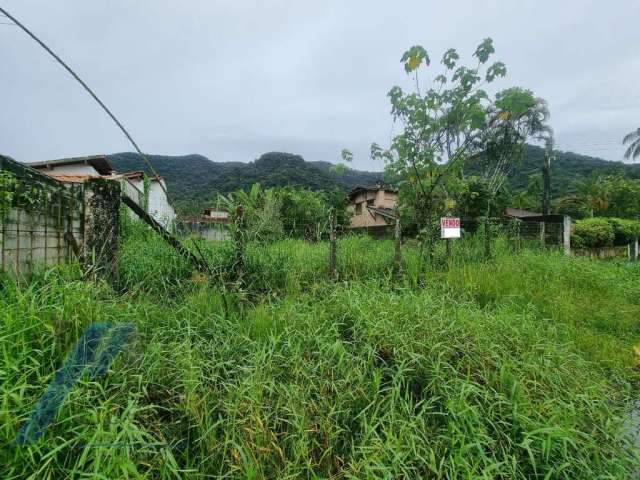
top-left (45, 173), bottom-right (101, 183)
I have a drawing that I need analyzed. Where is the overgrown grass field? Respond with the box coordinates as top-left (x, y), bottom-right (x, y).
top-left (1, 227), bottom-right (640, 478)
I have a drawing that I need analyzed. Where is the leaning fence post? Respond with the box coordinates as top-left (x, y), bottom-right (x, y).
top-left (393, 208), bottom-right (402, 280)
top-left (329, 208), bottom-right (338, 281)
top-left (83, 178), bottom-right (121, 283)
top-left (563, 215), bottom-right (571, 256)
top-left (234, 204), bottom-right (244, 284)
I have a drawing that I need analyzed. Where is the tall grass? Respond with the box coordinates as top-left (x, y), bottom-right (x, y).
top-left (1, 225), bottom-right (639, 478)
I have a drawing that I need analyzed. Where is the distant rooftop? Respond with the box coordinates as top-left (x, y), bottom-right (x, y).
top-left (27, 155), bottom-right (113, 176)
top-left (349, 181), bottom-right (396, 199)
top-left (505, 207), bottom-right (541, 218)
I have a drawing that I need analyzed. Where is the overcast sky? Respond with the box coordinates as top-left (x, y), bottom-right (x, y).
top-left (1, 1), bottom-right (639, 171)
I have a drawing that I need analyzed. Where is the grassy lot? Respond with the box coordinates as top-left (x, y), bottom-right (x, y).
top-left (1, 227), bottom-right (639, 478)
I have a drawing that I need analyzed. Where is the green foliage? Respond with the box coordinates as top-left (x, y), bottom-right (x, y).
top-left (457, 176), bottom-right (511, 218)
top-left (109, 152), bottom-right (383, 215)
top-left (108, 146), bottom-right (640, 219)
top-left (0, 170), bottom-right (17, 219)
top-left (623, 127), bottom-right (640, 161)
top-left (555, 195), bottom-right (590, 219)
top-left (0, 170), bottom-right (51, 220)
top-left (279, 187), bottom-right (329, 240)
top-left (599, 175), bottom-right (640, 218)
top-left (606, 218), bottom-right (640, 245)
top-left (572, 218), bottom-right (615, 248)
top-left (219, 183), bottom-right (349, 242)
top-left (484, 144), bottom-right (640, 200)
top-left (218, 183), bottom-right (284, 242)
top-left (2, 234), bottom-right (640, 478)
top-left (141, 174), bottom-right (151, 213)
top-left (572, 217), bottom-right (640, 248)
top-left (373, 38), bottom-right (548, 240)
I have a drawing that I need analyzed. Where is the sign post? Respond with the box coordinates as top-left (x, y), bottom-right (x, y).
top-left (440, 217), bottom-right (460, 239)
top-left (441, 217), bottom-right (460, 267)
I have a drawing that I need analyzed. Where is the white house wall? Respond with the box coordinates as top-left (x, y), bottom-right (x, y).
top-left (36, 164), bottom-right (100, 176)
top-left (148, 181), bottom-right (176, 227)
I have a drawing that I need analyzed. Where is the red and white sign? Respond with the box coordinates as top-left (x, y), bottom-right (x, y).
top-left (441, 217), bottom-right (461, 239)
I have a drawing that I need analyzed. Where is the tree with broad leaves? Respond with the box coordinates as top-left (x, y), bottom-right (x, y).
top-left (370, 38), bottom-right (550, 256)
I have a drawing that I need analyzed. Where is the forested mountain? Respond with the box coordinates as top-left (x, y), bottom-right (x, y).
top-left (108, 152), bottom-right (383, 212)
top-left (499, 144), bottom-right (640, 197)
top-left (108, 147), bottom-right (640, 213)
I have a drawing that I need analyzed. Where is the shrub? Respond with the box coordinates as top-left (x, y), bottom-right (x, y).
top-left (606, 218), bottom-right (640, 245)
top-left (571, 218), bottom-right (614, 248)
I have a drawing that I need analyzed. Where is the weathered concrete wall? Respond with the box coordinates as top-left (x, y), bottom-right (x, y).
top-left (83, 178), bottom-right (121, 282)
top-left (573, 245), bottom-right (629, 259)
top-left (1, 155), bottom-right (84, 279)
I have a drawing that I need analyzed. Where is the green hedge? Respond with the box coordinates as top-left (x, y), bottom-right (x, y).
top-left (572, 217), bottom-right (640, 248)
top-left (606, 218), bottom-right (640, 245)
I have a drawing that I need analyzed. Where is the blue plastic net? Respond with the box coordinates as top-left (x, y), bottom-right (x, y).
top-left (14, 322), bottom-right (135, 446)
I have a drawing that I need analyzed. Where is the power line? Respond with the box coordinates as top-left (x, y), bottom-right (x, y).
top-left (0, 5), bottom-right (167, 195)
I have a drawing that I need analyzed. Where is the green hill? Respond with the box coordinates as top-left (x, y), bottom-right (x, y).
top-left (503, 144), bottom-right (640, 196)
top-left (108, 146), bottom-right (640, 213)
top-left (108, 152), bottom-right (383, 212)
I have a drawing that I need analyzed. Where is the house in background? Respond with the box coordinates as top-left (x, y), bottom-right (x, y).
top-left (26, 155), bottom-right (176, 228)
top-left (177, 206), bottom-right (230, 241)
top-left (348, 182), bottom-right (398, 235)
top-left (504, 207), bottom-right (541, 219)
top-left (121, 171), bottom-right (176, 227)
top-left (28, 155), bottom-right (114, 180)
top-left (203, 206), bottom-right (230, 225)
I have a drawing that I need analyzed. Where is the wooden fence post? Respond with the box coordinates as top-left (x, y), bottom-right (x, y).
top-left (563, 215), bottom-right (571, 257)
top-left (83, 178), bottom-right (120, 283)
top-left (234, 204), bottom-right (245, 284)
top-left (393, 209), bottom-right (402, 280)
top-left (329, 209), bottom-right (338, 281)
top-left (539, 220), bottom-right (546, 249)
top-left (484, 217), bottom-right (491, 259)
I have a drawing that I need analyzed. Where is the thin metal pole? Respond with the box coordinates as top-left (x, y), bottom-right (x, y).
top-left (0, 5), bottom-right (166, 195)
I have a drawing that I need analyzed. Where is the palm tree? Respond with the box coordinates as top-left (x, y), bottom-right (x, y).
top-left (574, 174), bottom-right (609, 217)
top-left (623, 128), bottom-right (640, 161)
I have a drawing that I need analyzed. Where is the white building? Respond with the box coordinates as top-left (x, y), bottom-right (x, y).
top-left (27, 155), bottom-right (115, 179)
top-left (121, 172), bottom-right (176, 228)
top-left (26, 155), bottom-right (177, 229)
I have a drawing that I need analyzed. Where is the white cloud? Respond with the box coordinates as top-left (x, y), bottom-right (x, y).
top-left (1, 0), bottom-right (639, 167)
